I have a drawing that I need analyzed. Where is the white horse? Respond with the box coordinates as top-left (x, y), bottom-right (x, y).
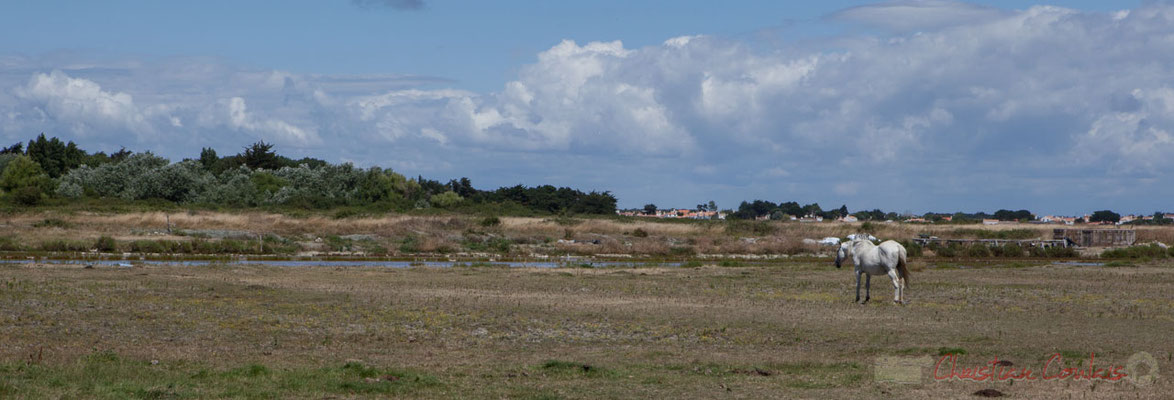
top-left (835, 235), bottom-right (910, 304)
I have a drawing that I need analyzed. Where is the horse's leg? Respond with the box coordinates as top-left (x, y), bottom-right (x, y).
top-left (899, 275), bottom-right (906, 303)
top-left (887, 269), bottom-right (902, 304)
top-left (855, 271), bottom-right (862, 303)
top-left (863, 274), bottom-right (871, 304)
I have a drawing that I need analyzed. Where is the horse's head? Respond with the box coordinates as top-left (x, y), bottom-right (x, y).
top-left (835, 242), bottom-right (850, 268)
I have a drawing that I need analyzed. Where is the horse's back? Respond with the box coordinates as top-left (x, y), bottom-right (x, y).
top-left (877, 240), bottom-right (906, 264)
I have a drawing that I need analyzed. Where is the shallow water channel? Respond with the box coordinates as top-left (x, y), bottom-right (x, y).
top-left (0, 257), bottom-right (682, 269)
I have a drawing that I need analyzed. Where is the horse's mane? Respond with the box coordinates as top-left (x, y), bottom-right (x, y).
top-left (849, 234), bottom-right (876, 251)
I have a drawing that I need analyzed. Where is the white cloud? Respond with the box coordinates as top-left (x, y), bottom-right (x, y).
top-left (13, 70), bottom-right (155, 137)
top-left (5, 3), bottom-right (1174, 212)
top-left (208, 96), bottom-right (322, 147)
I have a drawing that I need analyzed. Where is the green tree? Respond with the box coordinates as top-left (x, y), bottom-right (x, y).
top-left (447, 177), bottom-right (477, 198)
top-left (0, 142), bottom-right (22, 154)
top-left (1089, 210), bottom-right (1121, 224)
top-left (1, 155), bottom-right (53, 205)
top-left (241, 141), bottom-right (281, 170)
top-left (802, 203), bottom-right (822, 217)
top-left (199, 147), bottom-right (219, 169)
top-left (643, 204), bottom-right (658, 215)
top-left (430, 191), bottom-right (463, 208)
top-left (26, 133), bottom-right (86, 178)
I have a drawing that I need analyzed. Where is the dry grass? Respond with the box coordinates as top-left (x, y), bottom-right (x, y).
top-left (2, 211), bottom-right (1173, 259)
top-left (1, 260), bottom-right (1172, 398)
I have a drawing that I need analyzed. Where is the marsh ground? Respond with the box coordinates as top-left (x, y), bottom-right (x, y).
top-left (3, 210), bottom-right (1172, 259)
top-left (1, 258), bottom-right (1171, 399)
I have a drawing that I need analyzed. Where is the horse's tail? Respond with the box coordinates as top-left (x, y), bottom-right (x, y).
top-left (896, 246), bottom-right (910, 288)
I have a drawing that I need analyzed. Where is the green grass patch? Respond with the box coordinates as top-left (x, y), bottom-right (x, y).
top-left (39, 239), bottom-right (90, 252)
top-left (937, 347), bottom-right (967, 356)
top-left (538, 360), bottom-right (608, 377)
top-left (0, 352), bottom-right (441, 399)
top-left (0, 235), bottom-right (24, 251)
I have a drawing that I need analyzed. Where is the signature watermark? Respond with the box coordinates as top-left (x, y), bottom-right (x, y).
top-left (875, 352), bottom-right (1159, 386)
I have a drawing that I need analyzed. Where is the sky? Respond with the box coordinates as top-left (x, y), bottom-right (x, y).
top-left (0, 0), bottom-right (1170, 215)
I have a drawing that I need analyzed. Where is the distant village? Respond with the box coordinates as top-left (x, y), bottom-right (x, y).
top-left (617, 207), bottom-right (1174, 226)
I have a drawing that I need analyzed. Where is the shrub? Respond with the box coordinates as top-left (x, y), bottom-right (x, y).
top-left (930, 243), bottom-right (959, 257)
top-left (632, 228), bottom-right (649, 238)
top-left (11, 186), bottom-right (43, 206)
top-left (0, 236), bottom-right (22, 251)
top-left (39, 239), bottom-right (89, 252)
top-left (1029, 246), bottom-right (1078, 258)
top-left (898, 240), bottom-right (923, 257)
top-left (964, 244), bottom-right (992, 258)
top-left (479, 216), bottom-right (502, 227)
top-left (430, 191), bottom-right (463, 208)
top-left (1101, 244), bottom-right (1170, 259)
top-left (487, 237), bottom-right (512, 253)
top-left (992, 243), bottom-right (1024, 258)
top-left (129, 240), bottom-right (169, 253)
top-left (399, 236), bottom-right (420, 253)
top-left (1, 155), bottom-right (54, 200)
top-left (94, 236), bottom-right (118, 252)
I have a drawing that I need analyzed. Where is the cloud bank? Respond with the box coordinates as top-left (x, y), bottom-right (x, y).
top-left (3, 2), bottom-right (1173, 213)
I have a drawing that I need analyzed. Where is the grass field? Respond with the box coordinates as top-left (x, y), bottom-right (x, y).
top-left (2, 259), bottom-right (1171, 398)
top-left (3, 210), bottom-right (1173, 260)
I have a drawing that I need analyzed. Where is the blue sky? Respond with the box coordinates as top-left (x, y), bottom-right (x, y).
top-left (0, 0), bottom-right (1169, 215)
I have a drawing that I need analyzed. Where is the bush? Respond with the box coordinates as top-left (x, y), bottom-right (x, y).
top-left (39, 239), bottom-right (89, 252)
top-left (898, 240), bottom-right (923, 257)
top-left (430, 191), bottom-right (463, 208)
top-left (0, 236), bottom-right (22, 251)
top-left (964, 244), bottom-right (992, 258)
top-left (1028, 246), bottom-right (1078, 258)
top-left (632, 228), bottom-right (649, 238)
top-left (992, 243), bottom-right (1024, 258)
top-left (1101, 244), bottom-right (1170, 259)
top-left (94, 236), bottom-right (118, 252)
top-left (399, 236), bottom-right (420, 253)
top-left (129, 240), bottom-right (170, 253)
top-left (479, 216), bottom-right (501, 227)
top-left (1, 155), bottom-right (54, 200)
top-left (488, 237), bottom-right (512, 253)
top-left (11, 186), bottom-right (43, 206)
top-left (930, 243), bottom-right (959, 257)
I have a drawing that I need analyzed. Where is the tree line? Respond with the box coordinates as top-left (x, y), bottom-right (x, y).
top-left (0, 134), bottom-right (616, 215)
top-left (723, 199), bottom-right (1158, 225)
